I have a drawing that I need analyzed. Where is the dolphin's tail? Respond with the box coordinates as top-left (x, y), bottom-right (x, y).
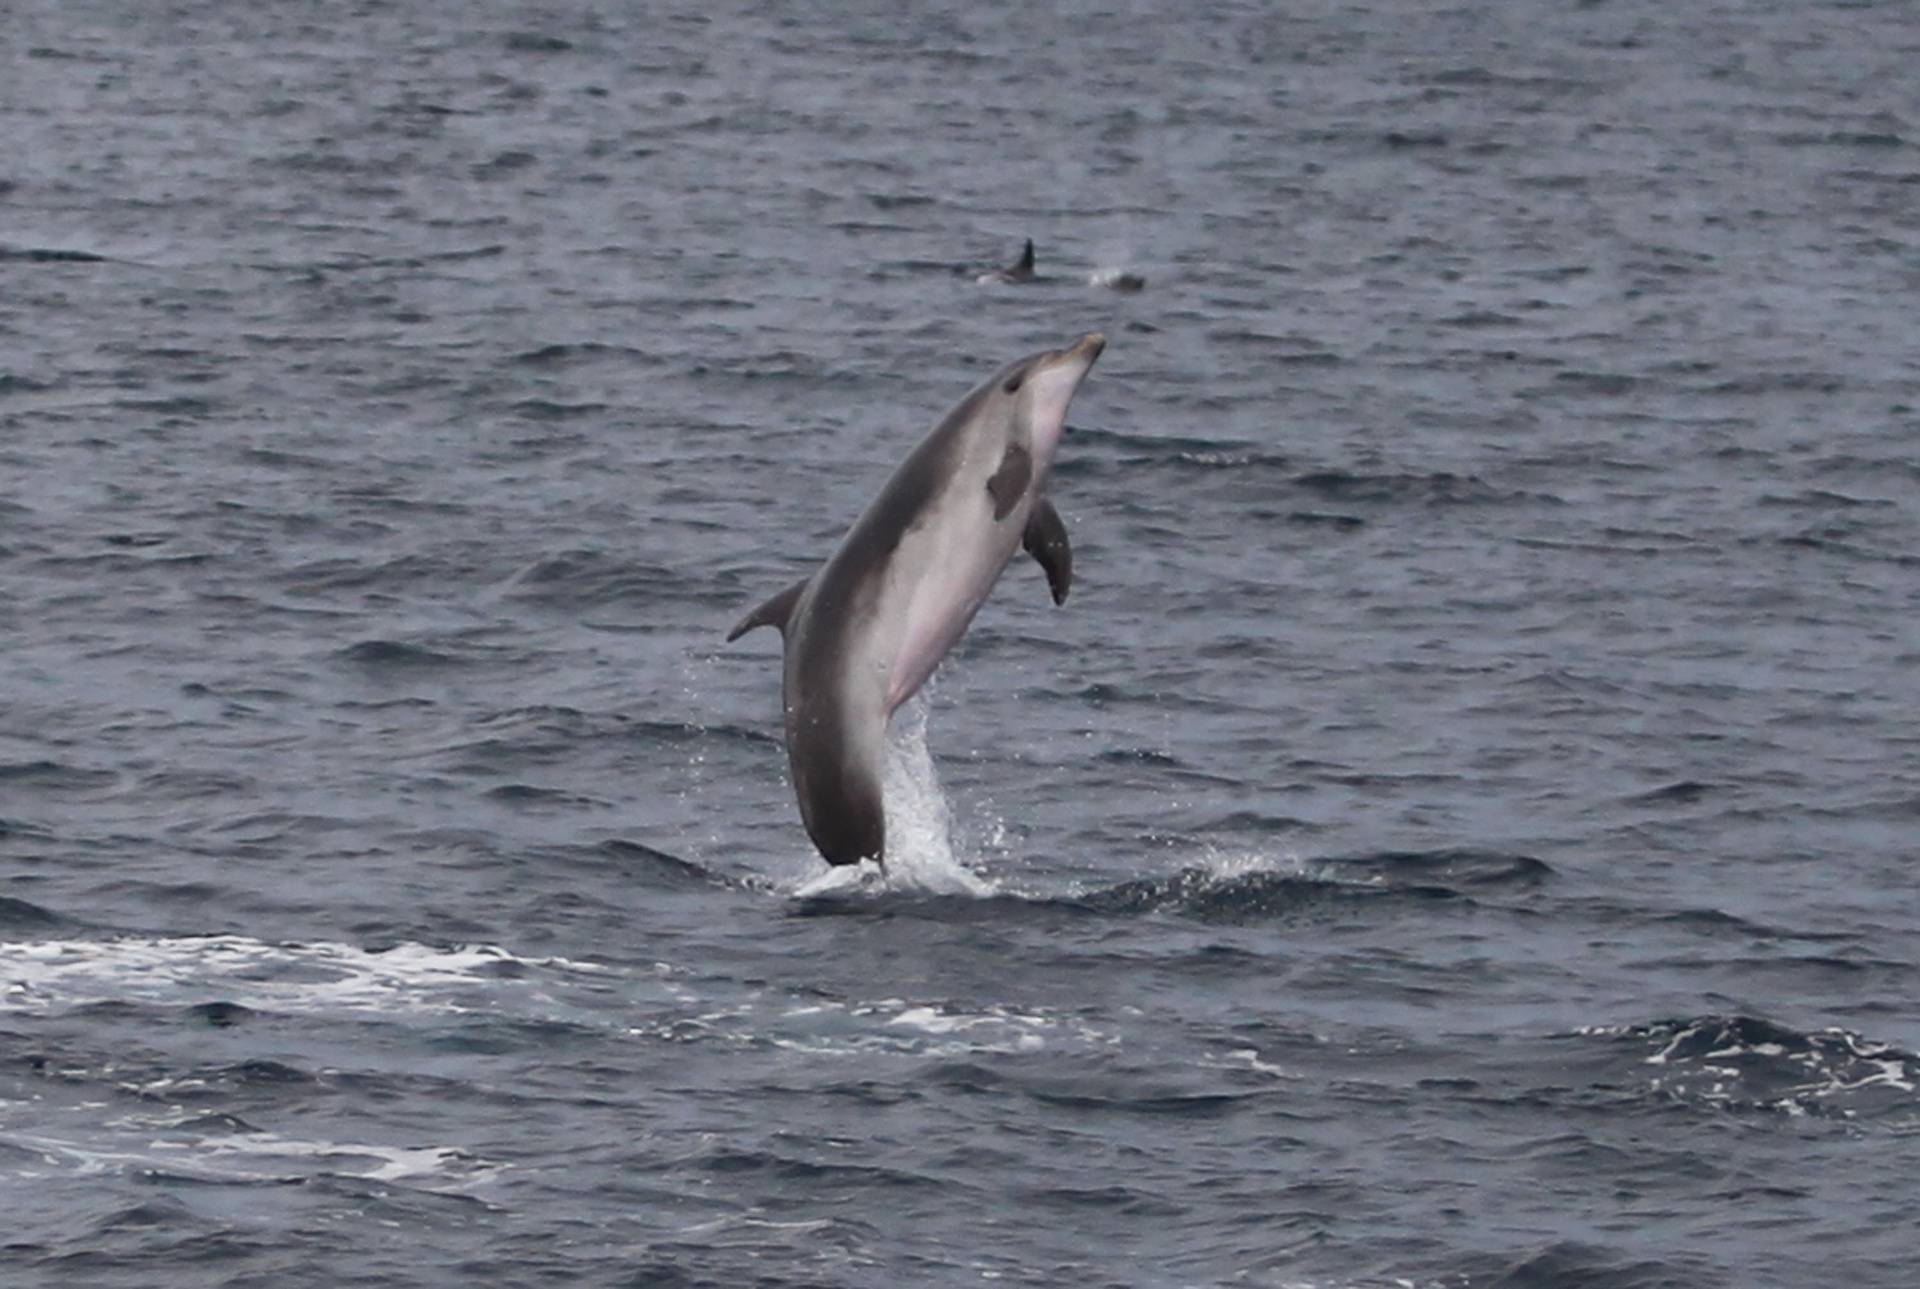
top-left (789, 703), bottom-right (887, 866)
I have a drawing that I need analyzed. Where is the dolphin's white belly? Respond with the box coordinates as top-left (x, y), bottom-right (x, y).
top-left (881, 483), bottom-right (1029, 713)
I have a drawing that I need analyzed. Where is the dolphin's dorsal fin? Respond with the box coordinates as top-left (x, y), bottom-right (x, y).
top-left (986, 442), bottom-right (1032, 520)
top-left (1016, 238), bottom-right (1034, 273)
top-left (1023, 498), bottom-right (1072, 605)
top-left (725, 577), bottom-right (810, 642)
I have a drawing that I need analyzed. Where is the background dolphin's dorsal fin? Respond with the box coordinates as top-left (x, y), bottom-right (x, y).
top-left (1016, 238), bottom-right (1034, 273)
top-left (725, 577), bottom-right (810, 641)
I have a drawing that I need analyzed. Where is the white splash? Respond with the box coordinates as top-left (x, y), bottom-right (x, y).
top-left (1086, 265), bottom-right (1147, 292)
top-left (790, 695), bottom-right (993, 898)
top-left (878, 698), bottom-right (994, 895)
top-left (1196, 847), bottom-right (1317, 882)
top-left (753, 996), bottom-right (1111, 1058)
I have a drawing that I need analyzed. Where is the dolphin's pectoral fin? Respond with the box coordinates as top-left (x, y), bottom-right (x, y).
top-left (725, 577), bottom-right (810, 642)
top-left (1023, 498), bottom-right (1072, 605)
top-left (986, 443), bottom-right (1032, 521)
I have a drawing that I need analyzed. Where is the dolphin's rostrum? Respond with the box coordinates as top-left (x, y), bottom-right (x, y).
top-left (728, 334), bottom-right (1106, 867)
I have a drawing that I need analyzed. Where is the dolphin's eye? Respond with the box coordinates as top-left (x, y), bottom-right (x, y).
top-left (1003, 374), bottom-right (1024, 394)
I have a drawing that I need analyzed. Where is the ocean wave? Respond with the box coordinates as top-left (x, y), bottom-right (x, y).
top-left (3, 1120), bottom-right (499, 1190)
top-left (0, 935), bottom-right (611, 1020)
top-left (1582, 1015), bottom-right (1919, 1121)
top-left (1067, 848), bottom-right (1547, 923)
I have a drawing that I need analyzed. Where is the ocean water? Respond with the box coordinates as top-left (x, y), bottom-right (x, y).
top-left (4, 1), bottom-right (1919, 1285)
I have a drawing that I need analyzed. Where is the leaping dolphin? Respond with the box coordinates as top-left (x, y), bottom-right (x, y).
top-left (728, 333), bottom-right (1106, 867)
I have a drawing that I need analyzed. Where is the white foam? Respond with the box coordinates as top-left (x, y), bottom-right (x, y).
top-left (0, 935), bottom-right (608, 1018)
top-left (1611, 1018), bottom-right (1918, 1113)
top-left (789, 860), bottom-right (888, 899)
top-left (1209, 1048), bottom-right (1297, 1079)
top-left (152, 1130), bottom-right (497, 1185)
top-left (4, 1123), bottom-right (498, 1189)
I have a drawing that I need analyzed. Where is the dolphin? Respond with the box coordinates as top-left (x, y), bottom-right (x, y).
top-left (727, 333), bottom-right (1106, 867)
top-left (975, 238), bottom-right (1036, 285)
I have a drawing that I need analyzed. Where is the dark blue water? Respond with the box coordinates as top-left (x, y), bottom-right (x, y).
top-left (5, 2), bottom-right (1919, 1285)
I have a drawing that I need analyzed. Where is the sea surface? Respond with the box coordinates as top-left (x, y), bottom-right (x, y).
top-left (4, 1), bottom-right (1919, 1285)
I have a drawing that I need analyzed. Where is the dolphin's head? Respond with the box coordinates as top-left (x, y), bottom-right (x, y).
top-left (1000, 332), bottom-right (1105, 467)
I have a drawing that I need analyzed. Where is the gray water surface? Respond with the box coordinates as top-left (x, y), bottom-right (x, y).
top-left (4, 2), bottom-right (1919, 1285)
